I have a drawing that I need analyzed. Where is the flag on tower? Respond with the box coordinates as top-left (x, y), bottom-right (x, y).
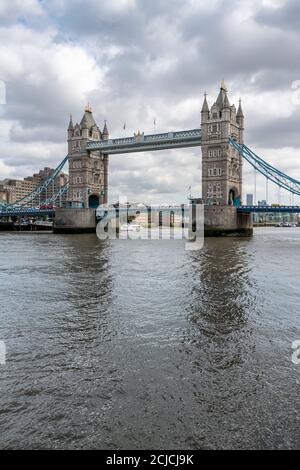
top-left (123, 123), bottom-right (126, 130)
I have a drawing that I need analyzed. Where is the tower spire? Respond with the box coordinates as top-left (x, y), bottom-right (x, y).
top-left (80, 104), bottom-right (97, 129)
top-left (223, 92), bottom-right (230, 109)
top-left (237, 98), bottom-right (244, 117)
top-left (68, 114), bottom-right (74, 131)
top-left (102, 120), bottom-right (109, 140)
top-left (201, 92), bottom-right (209, 113)
top-left (220, 79), bottom-right (227, 92)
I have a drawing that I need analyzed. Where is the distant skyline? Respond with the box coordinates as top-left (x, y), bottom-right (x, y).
top-left (1, 0), bottom-right (300, 204)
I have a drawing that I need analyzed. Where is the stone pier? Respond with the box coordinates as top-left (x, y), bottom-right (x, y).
top-left (54, 208), bottom-right (97, 234)
top-left (204, 206), bottom-right (253, 237)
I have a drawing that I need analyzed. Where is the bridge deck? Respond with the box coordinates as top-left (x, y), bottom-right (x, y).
top-left (238, 205), bottom-right (300, 213)
top-left (2, 205), bottom-right (300, 217)
top-left (0, 209), bottom-right (55, 217)
top-left (86, 129), bottom-right (202, 154)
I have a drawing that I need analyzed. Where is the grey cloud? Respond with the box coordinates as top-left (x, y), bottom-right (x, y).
top-left (247, 110), bottom-right (300, 149)
top-left (256, 0), bottom-right (300, 32)
top-left (0, 0), bottom-right (43, 26)
top-left (1, 0), bottom-right (300, 202)
top-left (9, 123), bottom-right (64, 143)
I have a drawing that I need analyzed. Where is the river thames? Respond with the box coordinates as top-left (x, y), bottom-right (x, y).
top-left (0, 228), bottom-right (299, 449)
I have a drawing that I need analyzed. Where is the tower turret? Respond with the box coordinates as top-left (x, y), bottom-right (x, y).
top-left (236, 99), bottom-right (244, 143)
top-left (201, 93), bottom-right (209, 122)
top-left (222, 90), bottom-right (231, 124)
top-left (201, 93), bottom-right (209, 113)
top-left (67, 115), bottom-right (74, 154)
top-left (201, 93), bottom-right (210, 141)
top-left (68, 115), bottom-right (74, 132)
top-left (102, 120), bottom-right (109, 141)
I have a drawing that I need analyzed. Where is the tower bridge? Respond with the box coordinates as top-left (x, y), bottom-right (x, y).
top-left (1, 81), bottom-right (300, 236)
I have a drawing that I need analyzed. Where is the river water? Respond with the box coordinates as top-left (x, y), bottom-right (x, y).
top-left (0, 228), bottom-right (299, 449)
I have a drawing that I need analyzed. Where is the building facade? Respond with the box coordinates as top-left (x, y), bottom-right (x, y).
top-left (0, 168), bottom-right (68, 205)
top-left (67, 105), bottom-right (109, 209)
top-left (201, 81), bottom-right (244, 206)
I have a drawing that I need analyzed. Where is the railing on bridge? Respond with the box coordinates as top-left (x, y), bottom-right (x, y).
top-left (87, 129), bottom-right (202, 154)
top-left (238, 205), bottom-right (300, 213)
top-left (0, 208), bottom-right (55, 217)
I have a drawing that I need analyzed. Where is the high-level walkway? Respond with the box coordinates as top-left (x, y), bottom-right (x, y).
top-left (86, 129), bottom-right (202, 154)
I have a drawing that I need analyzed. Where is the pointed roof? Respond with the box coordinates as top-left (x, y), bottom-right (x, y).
top-left (80, 104), bottom-right (97, 129)
top-left (201, 93), bottom-right (209, 113)
top-left (223, 93), bottom-right (230, 109)
top-left (68, 115), bottom-right (74, 131)
top-left (237, 99), bottom-right (244, 117)
top-left (216, 88), bottom-right (226, 109)
top-left (216, 79), bottom-right (230, 109)
top-left (102, 120), bottom-right (109, 136)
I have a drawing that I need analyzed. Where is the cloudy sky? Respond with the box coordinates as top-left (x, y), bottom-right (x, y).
top-left (0, 0), bottom-right (300, 204)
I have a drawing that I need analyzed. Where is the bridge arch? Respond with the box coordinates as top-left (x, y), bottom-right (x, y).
top-left (88, 194), bottom-right (100, 209)
top-left (228, 187), bottom-right (239, 206)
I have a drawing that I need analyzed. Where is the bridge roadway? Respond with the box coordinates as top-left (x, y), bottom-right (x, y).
top-left (0, 208), bottom-right (55, 217)
top-left (86, 129), bottom-right (202, 154)
top-left (237, 205), bottom-right (300, 213)
top-left (1, 205), bottom-right (300, 218)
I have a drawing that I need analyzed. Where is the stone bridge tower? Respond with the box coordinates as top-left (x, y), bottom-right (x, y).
top-left (67, 105), bottom-right (109, 209)
top-left (201, 81), bottom-right (244, 206)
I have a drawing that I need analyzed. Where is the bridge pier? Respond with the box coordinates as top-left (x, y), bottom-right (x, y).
top-left (53, 208), bottom-right (97, 234)
top-left (204, 206), bottom-right (253, 237)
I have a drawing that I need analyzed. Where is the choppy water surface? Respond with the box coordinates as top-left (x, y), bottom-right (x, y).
top-left (0, 228), bottom-right (299, 449)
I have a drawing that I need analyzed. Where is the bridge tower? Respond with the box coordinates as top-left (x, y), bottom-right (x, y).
top-left (200, 82), bottom-right (252, 236)
top-left (67, 105), bottom-right (109, 209)
top-left (201, 81), bottom-right (244, 206)
top-left (54, 105), bottom-right (109, 233)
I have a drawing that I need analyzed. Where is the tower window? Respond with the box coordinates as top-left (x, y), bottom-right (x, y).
top-left (208, 148), bottom-right (222, 158)
top-left (73, 176), bottom-right (83, 184)
top-left (72, 141), bottom-right (81, 150)
top-left (209, 124), bottom-right (221, 133)
top-left (208, 168), bottom-right (222, 177)
top-left (207, 183), bottom-right (222, 199)
top-left (73, 160), bottom-right (82, 169)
